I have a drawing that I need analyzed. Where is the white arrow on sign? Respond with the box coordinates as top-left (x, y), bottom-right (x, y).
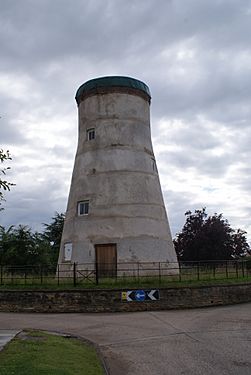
top-left (148, 290), bottom-right (157, 300)
top-left (126, 291), bottom-right (133, 302)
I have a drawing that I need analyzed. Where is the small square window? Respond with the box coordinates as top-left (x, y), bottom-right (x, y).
top-left (78, 200), bottom-right (89, 215)
top-left (87, 128), bottom-right (95, 141)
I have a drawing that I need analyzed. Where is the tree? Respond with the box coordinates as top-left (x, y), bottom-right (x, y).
top-left (174, 208), bottom-right (250, 261)
top-left (43, 212), bottom-right (65, 266)
top-left (0, 225), bottom-right (51, 267)
top-left (0, 225), bottom-right (14, 265)
top-left (0, 213), bottom-right (65, 268)
top-left (0, 149), bottom-right (14, 210)
top-left (231, 229), bottom-right (251, 259)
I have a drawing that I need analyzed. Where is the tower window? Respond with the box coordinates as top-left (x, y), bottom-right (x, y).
top-left (87, 128), bottom-right (95, 141)
top-left (78, 200), bottom-right (89, 215)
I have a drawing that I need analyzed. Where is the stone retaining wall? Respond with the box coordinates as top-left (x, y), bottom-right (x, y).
top-left (0, 283), bottom-right (251, 313)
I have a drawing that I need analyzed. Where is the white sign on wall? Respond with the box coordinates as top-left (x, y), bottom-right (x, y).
top-left (64, 243), bottom-right (72, 261)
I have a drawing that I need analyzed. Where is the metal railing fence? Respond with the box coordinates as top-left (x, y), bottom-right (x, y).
top-left (0, 260), bottom-right (250, 287)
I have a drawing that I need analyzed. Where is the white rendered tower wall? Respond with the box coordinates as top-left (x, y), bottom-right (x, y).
top-left (58, 76), bottom-right (178, 275)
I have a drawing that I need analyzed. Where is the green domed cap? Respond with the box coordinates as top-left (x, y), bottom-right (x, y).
top-left (75, 76), bottom-right (151, 104)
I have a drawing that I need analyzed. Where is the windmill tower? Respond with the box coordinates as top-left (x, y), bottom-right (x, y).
top-left (58, 76), bottom-right (178, 276)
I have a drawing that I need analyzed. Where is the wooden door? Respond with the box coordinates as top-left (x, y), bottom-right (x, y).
top-left (95, 244), bottom-right (117, 278)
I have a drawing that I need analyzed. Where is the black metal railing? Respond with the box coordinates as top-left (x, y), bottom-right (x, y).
top-left (0, 260), bottom-right (250, 287)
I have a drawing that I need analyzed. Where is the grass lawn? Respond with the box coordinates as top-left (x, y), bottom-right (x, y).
top-left (0, 330), bottom-right (104, 375)
top-left (0, 274), bottom-right (251, 290)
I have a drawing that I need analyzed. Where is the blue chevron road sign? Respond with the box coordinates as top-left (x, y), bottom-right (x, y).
top-left (121, 289), bottom-right (160, 302)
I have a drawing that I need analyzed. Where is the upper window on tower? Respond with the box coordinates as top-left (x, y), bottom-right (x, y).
top-left (78, 200), bottom-right (89, 216)
top-left (87, 128), bottom-right (95, 141)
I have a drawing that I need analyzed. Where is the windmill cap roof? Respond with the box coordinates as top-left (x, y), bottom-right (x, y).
top-left (75, 76), bottom-right (151, 104)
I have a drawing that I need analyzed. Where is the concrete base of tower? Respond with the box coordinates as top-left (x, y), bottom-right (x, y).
top-left (58, 237), bottom-right (180, 277)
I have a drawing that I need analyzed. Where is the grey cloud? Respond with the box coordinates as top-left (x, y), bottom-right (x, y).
top-left (155, 122), bottom-right (221, 151)
top-left (154, 121), bottom-right (237, 178)
top-left (151, 56), bottom-right (251, 124)
top-left (1, 0), bottom-right (250, 73)
top-left (0, 177), bottom-right (67, 231)
top-left (1, 119), bottom-right (24, 144)
top-left (226, 166), bottom-right (251, 194)
top-left (163, 189), bottom-right (198, 238)
top-left (0, 99), bottom-right (26, 144)
top-left (159, 150), bottom-right (233, 178)
top-left (0, 0), bottom-right (151, 72)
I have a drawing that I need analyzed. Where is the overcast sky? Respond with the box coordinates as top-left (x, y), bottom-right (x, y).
top-left (1, 0), bottom-right (251, 243)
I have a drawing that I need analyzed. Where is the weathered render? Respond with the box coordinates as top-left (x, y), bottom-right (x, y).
top-left (58, 76), bottom-right (178, 275)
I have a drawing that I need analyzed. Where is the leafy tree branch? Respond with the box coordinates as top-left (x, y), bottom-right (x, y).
top-left (0, 149), bottom-right (15, 210)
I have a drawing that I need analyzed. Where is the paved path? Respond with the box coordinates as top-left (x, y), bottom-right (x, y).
top-left (0, 303), bottom-right (251, 374)
top-left (0, 330), bottom-right (20, 351)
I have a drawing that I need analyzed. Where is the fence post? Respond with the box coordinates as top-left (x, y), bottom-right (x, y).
top-left (24, 269), bottom-right (27, 285)
top-left (137, 262), bottom-right (140, 282)
top-left (73, 262), bottom-right (77, 287)
top-left (179, 263), bottom-right (181, 282)
top-left (158, 262), bottom-right (161, 285)
top-left (235, 262), bottom-right (239, 279)
top-left (0, 265), bottom-right (3, 285)
top-left (242, 260), bottom-right (245, 278)
top-left (57, 264), bottom-right (60, 286)
top-left (225, 261), bottom-right (228, 279)
top-left (95, 262), bottom-right (99, 285)
top-left (197, 262), bottom-right (200, 281)
top-left (213, 263), bottom-right (216, 279)
top-left (40, 266), bottom-right (43, 285)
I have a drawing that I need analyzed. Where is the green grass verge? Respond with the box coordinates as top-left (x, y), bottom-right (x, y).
top-left (88, 275), bottom-right (251, 289)
top-left (0, 330), bottom-right (104, 375)
top-left (0, 275), bottom-right (251, 290)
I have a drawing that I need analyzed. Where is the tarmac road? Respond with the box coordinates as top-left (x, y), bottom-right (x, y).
top-left (0, 303), bottom-right (251, 374)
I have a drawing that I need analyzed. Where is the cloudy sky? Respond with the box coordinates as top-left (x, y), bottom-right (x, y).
top-left (1, 0), bottom-right (251, 243)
